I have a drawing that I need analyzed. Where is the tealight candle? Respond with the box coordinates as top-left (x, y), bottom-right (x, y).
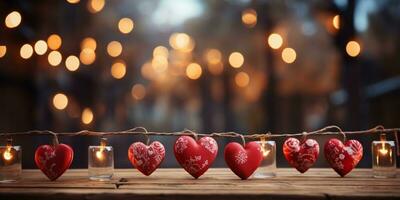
top-left (253, 138), bottom-right (276, 178)
top-left (88, 137), bottom-right (114, 181)
top-left (0, 139), bottom-right (22, 182)
top-left (372, 134), bottom-right (396, 178)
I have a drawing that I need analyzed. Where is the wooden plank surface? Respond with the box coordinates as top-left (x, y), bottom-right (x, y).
top-left (0, 168), bottom-right (399, 200)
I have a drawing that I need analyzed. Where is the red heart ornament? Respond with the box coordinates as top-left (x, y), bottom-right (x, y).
top-left (128, 141), bottom-right (165, 176)
top-left (283, 138), bottom-right (319, 173)
top-left (34, 144), bottom-right (74, 181)
top-left (324, 138), bottom-right (363, 177)
top-left (224, 142), bottom-right (263, 180)
top-left (174, 136), bottom-right (218, 179)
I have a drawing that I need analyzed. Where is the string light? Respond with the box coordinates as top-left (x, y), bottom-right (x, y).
top-left (5, 11), bottom-right (22, 28)
top-left (107, 41), bottom-right (122, 57)
top-left (235, 72), bottom-right (250, 87)
top-left (65, 55), bottom-right (80, 71)
top-left (87, 0), bottom-right (105, 13)
top-left (281, 48), bottom-right (296, 64)
top-left (118, 18), bottom-right (134, 34)
top-left (80, 48), bottom-right (96, 65)
top-left (131, 84), bottom-right (146, 100)
top-left (81, 108), bottom-right (94, 125)
top-left (111, 60), bottom-right (126, 79)
top-left (34, 40), bottom-right (48, 55)
top-left (20, 44), bottom-right (33, 59)
top-left (229, 52), bottom-right (244, 68)
top-left (267, 33), bottom-right (283, 49)
top-left (0, 45), bottom-right (7, 58)
top-left (186, 63), bottom-right (202, 80)
top-left (333, 15), bottom-right (340, 30)
top-left (241, 9), bottom-right (257, 28)
top-left (48, 51), bottom-right (62, 66)
top-left (66, 0), bottom-right (80, 4)
top-left (81, 37), bottom-right (97, 50)
top-left (47, 34), bottom-right (62, 50)
top-left (346, 40), bottom-right (361, 57)
top-left (53, 93), bottom-right (68, 110)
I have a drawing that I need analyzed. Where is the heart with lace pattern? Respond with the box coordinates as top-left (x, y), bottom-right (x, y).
top-left (283, 137), bottom-right (319, 173)
top-left (128, 141), bottom-right (165, 176)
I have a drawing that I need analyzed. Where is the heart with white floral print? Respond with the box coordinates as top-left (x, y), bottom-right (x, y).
top-left (128, 141), bottom-right (165, 176)
top-left (224, 142), bottom-right (263, 180)
top-left (174, 136), bottom-right (218, 179)
top-left (324, 138), bottom-right (363, 177)
top-left (283, 137), bottom-right (319, 173)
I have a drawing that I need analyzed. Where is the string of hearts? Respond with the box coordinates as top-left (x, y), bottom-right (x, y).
top-left (1, 125), bottom-right (398, 181)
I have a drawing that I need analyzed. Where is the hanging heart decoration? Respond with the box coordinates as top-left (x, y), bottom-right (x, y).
top-left (128, 141), bottom-right (165, 176)
top-left (283, 137), bottom-right (319, 173)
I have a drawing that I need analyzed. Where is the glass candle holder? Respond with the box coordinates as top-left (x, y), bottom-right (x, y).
top-left (253, 140), bottom-right (276, 178)
top-left (88, 138), bottom-right (114, 181)
top-left (372, 134), bottom-right (397, 178)
top-left (0, 139), bottom-right (22, 182)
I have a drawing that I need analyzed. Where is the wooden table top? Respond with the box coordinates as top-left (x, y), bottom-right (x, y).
top-left (0, 168), bottom-right (399, 200)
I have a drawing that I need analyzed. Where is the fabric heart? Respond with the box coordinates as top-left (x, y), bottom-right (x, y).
top-left (283, 137), bottom-right (319, 173)
top-left (224, 142), bottom-right (263, 180)
top-left (174, 136), bottom-right (218, 179)
top-left (128, 141), bottom-right (165, 176)
top-left (34, 144), bottom-right (74, 181)
top-left (324, 138), bottom-right (363, 177)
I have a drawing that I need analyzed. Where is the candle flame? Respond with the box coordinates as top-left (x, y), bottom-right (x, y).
top-left (3, 147), bottom-right (13, 161)
top-left (95, 150), bottom-right (104, 160)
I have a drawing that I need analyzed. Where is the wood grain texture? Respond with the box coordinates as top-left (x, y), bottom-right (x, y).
top-left (0, 168), bottom-right (399, 200)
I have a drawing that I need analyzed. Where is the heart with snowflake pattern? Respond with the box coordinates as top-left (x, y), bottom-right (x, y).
top-left (283, 137), bottom-right (319, 173)
top-left (128, 141), bottom-right (165, 176)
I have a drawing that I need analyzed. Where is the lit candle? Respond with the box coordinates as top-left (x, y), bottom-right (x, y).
top-left (372, 134), bottom-right (396, 178)
top-left (0, 138), bottom-right (22, 182)
top-left (254, 137), bottom-right (276, 178)
top-left (88, 137), bottom-right (114, 181)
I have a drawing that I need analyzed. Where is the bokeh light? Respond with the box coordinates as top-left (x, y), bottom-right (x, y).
top-left (81, 108), bottom-right (94, 124)
top-left (208, 62), bottom-right (224, 76)
top-left (118, 18), bottom-right (134, 34)
top-left (186, 63), bottom-right (202, 80)
top-left (204, 49), bottom-right (222, 65)
top-left (153, 46), bottom-right (169, 58)
top-left (235, 72), bottom-right (250, 87)
top-left (333, 15), bottom-right (340, 30)
top-left (34, 40), bottom-right (48, 55)
top-left (66, 0), bottom-right (80, 4)
top-left (5, 11), bottom-right (22, 28)
top-left (65, 55), bottom-right (80, 71)
top-left (241, 9), bottom-right (257, 28)
top-left (47, 34), bottom-right (62, 50)
top-left (281, 48), bottom-right (296, 64)
top-left (152, 56), bottom-right (168, 73)
top-left (107, 41), bottom-right (122, 57)
top-left (80, 48), bottom-right (96, 65)
top-left (111, 60), bottom-right (126, 79)
top-left (87, 0), bottom-right (105, 13)
top-left (81, 37), bottom-right (97, 50)
top-left (169, 33), bottom-right (195, 52)
top-left (346, 40), bottom-right (361, 57)
top-left (48, 51), bottom-right (62, 66)
top-left (229, 52), bottom-right (244, 68)
top-left (20, 44), bottom-right (33, 59)
top-left (53, 93), bottom-right (68, 110)
top-left (268, 33), bottom-right (283, 49)
top-left (0, 46), bottom-right (7, 58)
top-left (131, 84), bottom-right (146, 100)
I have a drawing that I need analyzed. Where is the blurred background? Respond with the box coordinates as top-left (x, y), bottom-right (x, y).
top-left (0, 0), bottom-right (399, 169)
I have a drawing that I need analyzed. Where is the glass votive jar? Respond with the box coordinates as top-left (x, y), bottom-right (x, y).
top-left (253, 140), bottom-right (276, 178)
top-left (0, 139), bottom-right (22, 182)
top-left (372, 134), bottom-right (397, 178)
top-left (88, 138), bottom-right (114, 181)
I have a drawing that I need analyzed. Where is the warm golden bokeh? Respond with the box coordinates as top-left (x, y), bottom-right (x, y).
top-left (204, 49), bottom-right (222, 65)
top-left (0, 46), bottom-right (7, 58)
top-left (208, 62), bottom-right (224, 76)
top-left (333, 15), bottom-right (340, 30)
top-left (5, 11), bottom-right (22, 28)
top-left (268, 33), bottom-right (283, 49)
top-left (118, 18), bottom-right (134, 34)
top-left (48, 51), bottom-right (62, 66)
top-left (47, 34), bottom-right (62, 50)
top-left (241, 9), bottom-right (257, 28)
top-left (346, 40), bottom-right (361, 57)
top-left (229, 52), bottom-right (244, 68)
top-left (53, 93), bottom-right (68, 110)
top-left (80, 48), bottom-right (96, 65)
top-left (153, 46), bottom-right (169, 58)
top-left (65, 55), bottom-right (80, 71)
top-left (111, 60), bottom-right (126, 79)
top-left (81, 108), bottom-right (94, 124)
top-left (235, 72), bottom-right (250, 87)
top-left (20, 44), bottom-right (33, 59)
top-left (152, 56), bottom-right (168, 73)
top-left (66, 0), bottom-right (80, 4)
top-left (87, 0), bottom-right (105, 13)
top-left (169, 33), bottom-right (195, 52)
top-left (107, 41), bottom-right (123, 57)
top-left (186, 63), bottom-right (202, 80)
top-left (81, 37), bottom-right (97, 50)
top-left (34, 40), bottom-right (48, 55)
top-left (281, 48), bottom-right (296, 64)
top-left (131, 84), bottom-right (146, 100)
